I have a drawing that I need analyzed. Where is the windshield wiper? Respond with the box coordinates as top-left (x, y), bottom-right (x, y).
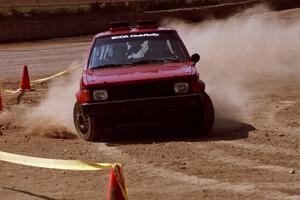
top-left (90, 63), bottom-right (133, 69)
top-left (162, 58), bottom-right (180, 63)
top-left (91, 59), bottom-right (181, 69)
top-left (131, 58), bottom-right (180, 65)
top-left (130, 60), bottom-right (158, 65)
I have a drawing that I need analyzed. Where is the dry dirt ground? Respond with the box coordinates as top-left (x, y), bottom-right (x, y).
top-left (0, 8), bottom-right (300, 200)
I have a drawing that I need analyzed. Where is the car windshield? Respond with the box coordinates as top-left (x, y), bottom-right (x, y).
top-left (88, 31), bottom-right (189, 69)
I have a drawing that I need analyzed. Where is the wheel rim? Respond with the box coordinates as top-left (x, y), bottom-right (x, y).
top-left (76, 113), bottom-right (90, 135)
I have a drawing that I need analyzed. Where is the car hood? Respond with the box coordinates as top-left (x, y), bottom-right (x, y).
top-left (82, 62), bottom-right (198, 87)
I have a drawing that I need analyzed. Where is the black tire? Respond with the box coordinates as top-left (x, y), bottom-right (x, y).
top-left (186, 92), bottom-right (214, 136)
top-left (73, 103), bottom-right (99, 141)
top-left (200, 92), bottom-right (214, 135)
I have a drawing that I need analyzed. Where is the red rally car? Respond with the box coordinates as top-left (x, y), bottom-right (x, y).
top-left (73, 21), bottom-right (214, 141)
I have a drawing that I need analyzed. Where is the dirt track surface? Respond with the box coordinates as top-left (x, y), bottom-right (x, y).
top-left (1, 8), bottom-right (300, 200)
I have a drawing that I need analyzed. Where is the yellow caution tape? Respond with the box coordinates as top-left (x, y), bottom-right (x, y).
top-left (31, 64), bottom-right (81, 84)
top-left (2, 88), bottom-right (21, 94)
top-left (0, 151), bottom-right (128, 199)
top-left (0, 151), bottom-right (113, 171)
top-left (0, 85), bottom-right (19, 94)
top-left (1, 64), bottom-right (82, 94)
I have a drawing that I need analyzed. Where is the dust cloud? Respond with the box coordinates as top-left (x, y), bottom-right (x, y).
top-left (22, 67), bottom-right (81, 138)
top-left (164, 5), bottom-right (300, 122)
top-left (0, 64), bottom-right (81, 139)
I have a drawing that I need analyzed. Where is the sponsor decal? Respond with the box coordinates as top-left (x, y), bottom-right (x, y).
top-left (111, 33), bottom-right (159, 40)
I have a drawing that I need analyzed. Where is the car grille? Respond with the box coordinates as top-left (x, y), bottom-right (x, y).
top-left (95, 81), bottom-right (176, 101)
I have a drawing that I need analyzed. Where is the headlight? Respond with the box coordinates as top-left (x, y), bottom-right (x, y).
top-left (174, 82), bottom-right (189, 94)
top-left (93, 90), bottom-right (108, 101)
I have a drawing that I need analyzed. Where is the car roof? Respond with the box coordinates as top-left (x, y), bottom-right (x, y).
top-left (94, 27), bottom-right (176, 39)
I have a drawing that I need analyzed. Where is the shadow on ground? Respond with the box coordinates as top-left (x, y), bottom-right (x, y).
top-left (104, 118), bottom-right (255, 145)
top-left (2, 187), bottom-right (58, 200)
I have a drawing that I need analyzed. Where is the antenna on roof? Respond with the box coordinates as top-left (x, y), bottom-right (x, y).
top-left (109, 21), bottom-right (130, 31)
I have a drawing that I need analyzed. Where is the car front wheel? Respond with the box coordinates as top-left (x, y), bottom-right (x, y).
top-left (200, 92), bottom-right (214, 135)
top-left (185, 92), bottom-right (214, 136)
top-left (73, 103), bottom-right (99, 141)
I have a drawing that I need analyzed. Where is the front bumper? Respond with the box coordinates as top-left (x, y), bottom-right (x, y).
top-left (80, 94), bottom-right (203, 123)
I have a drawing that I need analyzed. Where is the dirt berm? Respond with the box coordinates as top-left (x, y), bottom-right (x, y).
top-left (1, 0), bottom-right (300, 43)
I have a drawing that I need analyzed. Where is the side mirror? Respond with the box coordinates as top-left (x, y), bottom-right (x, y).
top-left (191, 53), bottom-right (200, 64)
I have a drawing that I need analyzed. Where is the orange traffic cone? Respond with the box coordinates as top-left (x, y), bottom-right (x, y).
top-left (107, 164), bottom-right (128, 200)
top-left (20, 65), bottom-right (31, 90)
top-left (0, 89), bottom-right (3, 111)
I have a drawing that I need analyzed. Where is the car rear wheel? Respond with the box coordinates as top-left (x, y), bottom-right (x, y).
top-left (73, 103), bottom-right (99, 141)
